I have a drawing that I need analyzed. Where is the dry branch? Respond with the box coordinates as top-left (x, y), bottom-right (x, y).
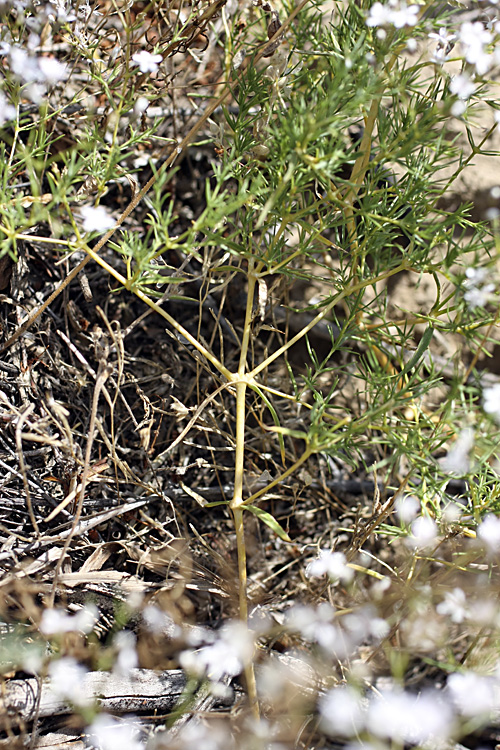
top-left (2, 668), bottom-right (188, 721)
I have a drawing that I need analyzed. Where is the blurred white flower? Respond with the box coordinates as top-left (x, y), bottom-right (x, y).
top-left (366, 2), bottom-right (394, 26)
top-left (464, 267), bottom-right (495, 309)
top-left (47, 657), bottom-right (90, 706)
top-left (9, 46), bottom-right (39, 81)
top-left (37, 56), bottom-right (68, 84)
top-left (477, 513), bottom-right (500, 552)
top-left (320, 686), bottom-right (365, 737)
top-left (40, 604), bottom-right (98, 635)
top-left (80, 205), bottom-right (115, 233)
top-left (306, 549), bottom-right (354, 584)
top-left (87, 714), bottom-right (145, 750)
top-left (407, 515), bottom-right (438, 549)
top-left (447, 671), bottom-right (497, 717)
top-left (483, 383), bottom-right (500, 424)
top-left (459, 21), bottom-right (493, 75)
top-left (440, 427), bottom-right (474, 475)
top-left (174, 717), bottom-right (235, 750)
top-left (450, 73), bottom-right (476, 100)
top-left (0, 91), bottom-right (16, 125)
top-left (437, 587), bottom-right (467, 623)
top-left (395, 494), bottom-right (420, 523)
top-left (366, 688), bottom-right (453, 743)
top-left (142, 604), bottom-right (179, 636)
top-left (285, 602), bottom-right (351, 656)
top-left (390, 3), bottom-right (419, 28)
top-left (113, 630), bottom-right (138, 677)
top-left (343, 606), bottom-right (389, 642)
top-left (131, 50), bottom-right (162, 73)
top-left (179, 621), bottom-right (253, 682)
top-left (366, 1), bottom-right (418, 28)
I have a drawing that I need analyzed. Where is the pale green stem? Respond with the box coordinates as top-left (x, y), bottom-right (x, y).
top-left (249, 262), bottom-right (409, 379)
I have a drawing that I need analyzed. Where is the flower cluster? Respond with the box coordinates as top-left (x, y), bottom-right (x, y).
top-left (320, 669), bottom-right (500, 745)
top-left (483, 382), bottom-right (500, 426)
top-left (366, 0), bottom-right (419, 31)
top-left (463, 267), bottom-right (495, 310)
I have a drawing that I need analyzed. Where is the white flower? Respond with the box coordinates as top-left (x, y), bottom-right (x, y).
top-left (142, 604), bottom-right (179, 636)
top-left (450, 73), bottom-right (476, 100)
top-left (37, 56), bottom-right (68, 84)
top-left (366, 1), bottom-right (418, 28)
top-left (366, 2), bottom-right (394, 26)
top-left (9, 46), bottom-right (39, 82)
top-left (440, 427), bottom-right (474, 475)
top-left (477, 513), bottom-right (500, 551)
top-left (483, 383), bottom-right (500, 423)
top-left (390, 3), bottom-right (419, 28)
top-left (344, 607), bottom-right (390, 642)
top-left (47, 657), bottom-right (90, 706)
top-left (284, 602), bottom-right (351, 656)
top-left (463, 266), bottom-right (495, 309)
top-left (459, 21), bottom-right (493, 75)
top-left (87, 714), bottom-right (145, 750)
top-left (306, 550), bottom-right (354, 584)
top-left (320, 686), bottom-right (365, 737)
top-left (40, 604), bottom-right (98, 635)
top-left (0, 91), bottom-right (16, 125)
top-left (366, 688), bottom-right (453, 743)
top-left (395, 494), bottom-right (420, 523)
top-left (80, 205), bottom-right (115, 233)
top-left (447, 672), bottom-right (497, 717)
top-left (436, 587), bottom-right (467, 623)
top-left (179, 621), bottom-right (254, 682)
top-left (407, 515), bottom-right (438, 549)
top-left (131, 50), bottom-right (162, 73)
top-left (113, 630), bottom-right (138, 677)
top-left (133, 96), bottom-right (149, 120)
top-left (428, 27), bottom-right (456, 64)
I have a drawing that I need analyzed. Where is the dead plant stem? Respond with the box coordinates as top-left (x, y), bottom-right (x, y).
top-left (48, 362), bottom-right (112, 606)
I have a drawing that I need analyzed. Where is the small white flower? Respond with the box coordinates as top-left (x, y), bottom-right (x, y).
top-left (367, 688), bottom-right (453, 743)
top-left (40, 604), bottom-right (98, 635)
top-left (366, 2), bottom-right (394, 27)
top-left (390, 3), bottom-right (419, 28)
top-left (429, 27), bottom-right (456, 64)
top-left (133, 96), bottom-right (149, 120)
top-left (366, 1), bottom-right (418, 28)
top-left (113, 630), bottom-right (138, 677)
top-left (0, 91), bottom-right (16, 125)
top-left (179, 621), bottom-right (254, 683)
top-left (87, 714), bottom-right (145, 750)
top-left (80, 205), bottom-right (115, 233)
top-left (320, 686), bottom-right (365, 737)
top-left (395, 494), bottom-right (420, 523)
top-left (47, 657), bottom-right (90, 706)
top-left (477, 513), bottom-right (500, 551)
top-left (306, 550), bottom-right (354, 584)
top-left (450, 73), bottom-right (476, 100)
top-left (407, 515), bottom-right (438, 549)
top-left (437, 587), bottom-right (467, 623)
top-left (483, 383), bottom-right (500, 424)
top-left (9, 46), bottom-right (39, 82)
top-left (447, 671), bottom-right (497, 717)
top-left (463, 267), bottom-right (494, 309)
top-left (440, 427), bottom-right (474, 475)
top-left (459, 21), bottom-right (493, 75)
top-left (37, 56), bottom-right (68, 84)
top-left (131, 50), bottom-right (162, 73)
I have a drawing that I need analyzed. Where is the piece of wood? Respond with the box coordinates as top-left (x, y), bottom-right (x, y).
top-left (2, 668), bottom-right (187, 721)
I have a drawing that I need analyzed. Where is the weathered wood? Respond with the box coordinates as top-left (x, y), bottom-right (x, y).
top-left (2, 668), bottom-right (187, 721)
